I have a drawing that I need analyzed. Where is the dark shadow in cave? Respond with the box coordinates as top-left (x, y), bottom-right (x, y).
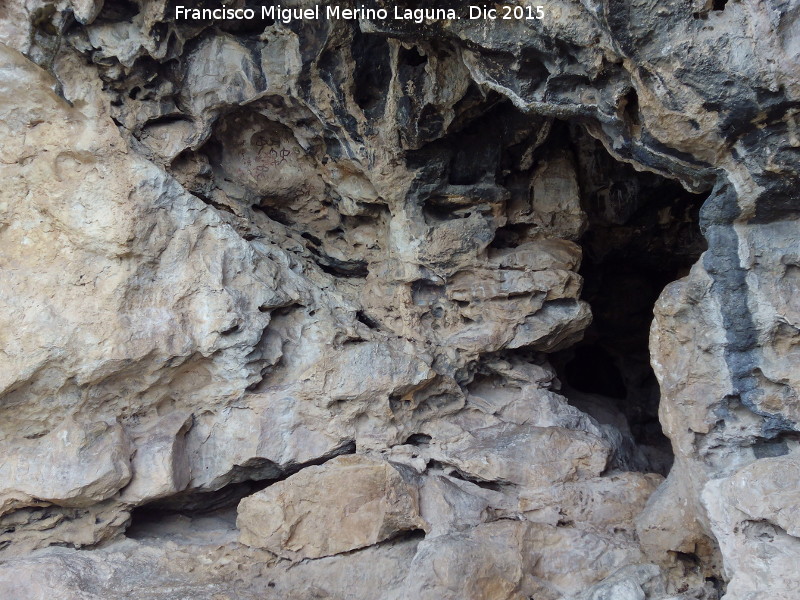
top-left (565, 345), bottom-right (627, 400)
top-left (126, 442), bottom-right (356, 538)
top-left (550, 123), bottom-right (709, 475)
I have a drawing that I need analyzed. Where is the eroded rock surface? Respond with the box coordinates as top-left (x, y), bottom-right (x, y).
top-left (0, 0), bottom-right (798, 598)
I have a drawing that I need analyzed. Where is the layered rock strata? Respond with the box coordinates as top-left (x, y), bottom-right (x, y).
top-left (0, 0), bottom-right (798, 598)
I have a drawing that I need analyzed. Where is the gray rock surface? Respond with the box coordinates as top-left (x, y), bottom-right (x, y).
top-left (0, 0), bottom-right (798, 598)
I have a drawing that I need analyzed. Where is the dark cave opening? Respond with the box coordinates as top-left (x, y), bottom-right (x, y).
top-left (402, 100), bottom-right (708, 476)
top-left (550, 123), bottom-right (708, 474)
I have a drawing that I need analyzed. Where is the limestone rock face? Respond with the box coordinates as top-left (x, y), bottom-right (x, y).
top-left (641, 223), bottom-right (800, 597)
top-left (237, 455), bottom-right (425, 560)
top-left (0, 0), bottom-right (798, 598)
top-left (701, 455), bottom-right (800, 600)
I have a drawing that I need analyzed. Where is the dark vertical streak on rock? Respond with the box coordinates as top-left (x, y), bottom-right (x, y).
top-left (701, 182), bottom-right (793, 437)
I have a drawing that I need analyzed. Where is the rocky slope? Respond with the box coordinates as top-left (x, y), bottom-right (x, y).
top-left (0, 0), bottom-right (798, 598)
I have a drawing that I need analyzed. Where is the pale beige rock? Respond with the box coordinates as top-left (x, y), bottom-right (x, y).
top-left (529, 154), bottom-right (586, 240)
top-left (727, 455), bottom-right (800, 538)
top-left (571, 564), bottom-right (666, 600)
top-left (636, 470), bottom-right (718, 566)
top-left (0, 500), bottom-right (130, 558)
top-left (237, 455), bottom-right (426, 560)
top-left (644, 221), bottom-right (800, 594)
top-left (522, 523), bottom-right (647, 598)
top-left (401, 520), bottom-right (651, 600)
top-left (0, 42), bottom-right (301, 550)
top-left (417, 473), bottom-right (509, 537)
top-left (182, 35), bottom-right (262, 135)
top-left (401, 522), bottom-right (533, 600)
top-left (701, 455), bottom-right (800, 600)
top-left (0, 510), bottom-right (421, 600)
top-left (0, 1), bottom-right (39, 55)
top-left (0, 419), bottom-right (131, 514)
top-left (1, 0), bottom-right (798, 597)
top-left (488, 239), bottom-right (582, 272)
top-left (120, 412), bottom-right (192, 504)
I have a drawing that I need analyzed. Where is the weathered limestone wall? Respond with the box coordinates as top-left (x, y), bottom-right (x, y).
top-left (0, 1), bottom-right (798, 598)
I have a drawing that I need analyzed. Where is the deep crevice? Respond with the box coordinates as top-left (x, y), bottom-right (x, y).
top-left (95, 0), bottom-right (140, 23)
top-left (252, 203), bottom-right (294, 226)
top-left (404, 433), bottom-right (432, 446)
top-left (317, 256), bottom-right (370, 279)
top-left (425, 460), bottom-right (506, 492)
top-left (126, 442), bottom-right (357, 537)
top-left (356, 310), bottom-right (382, 330)
top-left (445, 469), bottom-right (505, 492)
top-left (352, 29), bottom-right (392, 118)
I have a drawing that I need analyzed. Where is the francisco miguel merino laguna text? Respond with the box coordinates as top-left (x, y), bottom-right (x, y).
top-left (174, 4), bottom-right (545, 24)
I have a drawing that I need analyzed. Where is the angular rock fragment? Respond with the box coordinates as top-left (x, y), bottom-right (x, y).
top-left (237, 455), bottom-right (426, 559)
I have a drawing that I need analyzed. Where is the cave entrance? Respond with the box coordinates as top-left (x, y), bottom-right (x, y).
top-left (411, 101), bottom-right (709, 476)
top-left (552, 123), bottom-right (708, 475)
